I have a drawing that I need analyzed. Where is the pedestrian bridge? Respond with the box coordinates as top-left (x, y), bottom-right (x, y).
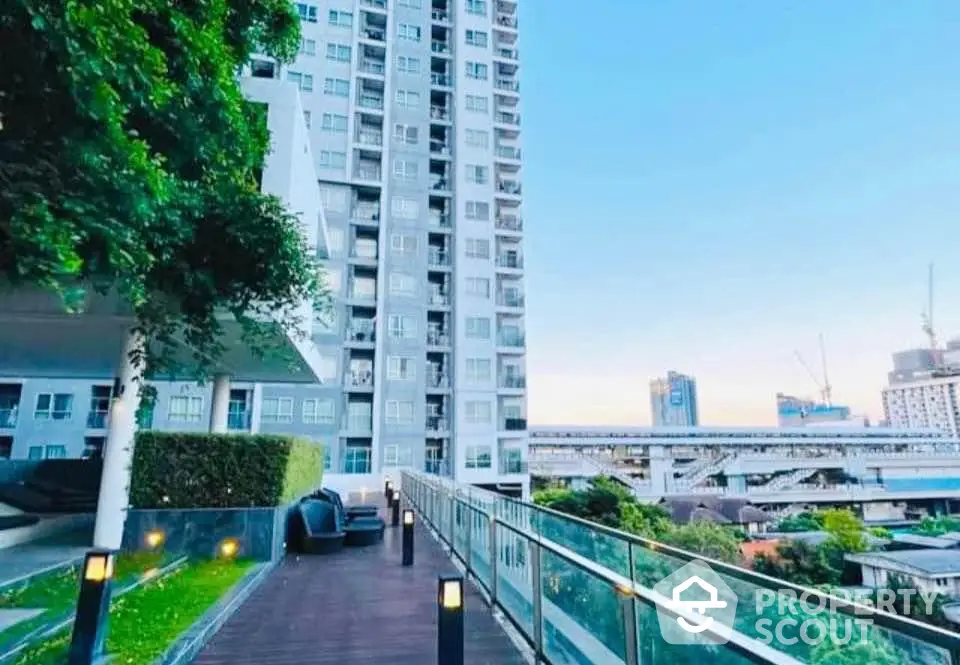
top-left (400, 471), bottom-right (960, 665)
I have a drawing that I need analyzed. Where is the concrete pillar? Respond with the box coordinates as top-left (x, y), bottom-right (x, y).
top-left (209, 373), bottom-right (231, 433)
top-left (93, 329), bottom-right (145, 549)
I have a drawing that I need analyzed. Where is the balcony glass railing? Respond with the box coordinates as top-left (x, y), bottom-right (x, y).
top-left (428, 248), bottom-right (450, 267)
top-left (496, 145), bottom-right (521, 160)
top-left (227, 411), bottom-right (251, 431)
top-left (86, 410), bottom-right (109, 429)
top-left (431, 73), bottom-right (453, 87)
top-left (430, 106), bottom-right (451, 120)
top-left (495, 111), bottom-right (521, 125)
top-left (427, 372), bottom-right (449, 388)
top-left (496, 215), bottom-right (523, 232)
top-left (356, 130), bottom-right (383, 146)
top-left (347, 322), bottom-right (376, 342)
top-left (497, 253), bottom-right (523, 269)
top-left (358, 94), bottom-right (384, 110)
top-left (496, 47), bottom-right (519, 60)
top-left (362, 27), bottom-right (386, 41)
top-left (360, 0), bottom-right (386, 9)
top-left (431, 41), bottom-right (451, 54)
top-left (402, 471), bottom-right (960, 665)
top-left (495, 13), bottom-right (518, 28)
top-left (497, 292), bottom-right (525, 308)
top-left (426, 416), bottom-right (449, 431)
top-left (500, 375), bottom-right (526, 389)
top-left (352, 204), bottom-right (380, 221)
top-left (431, 9), bottom-right (450, 22)
top-left (495, 78), bottom-right (519, 92)
top-left (498, 333), bottom-right (525, 347)
top-left (345, 371), bottom-right (374, 387)
top-left (430, 139), bottom-right (451, 154)
top-left (429, 290), bottom-right (450, 306)
top-left (0, 407), bottom-right (17, 429)
top-left (360, 60), bottom-right (386, 75)
top-left (354, 166), bottom-right (382, 181)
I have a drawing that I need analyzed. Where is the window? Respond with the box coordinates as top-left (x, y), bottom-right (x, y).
top-left (465, 201), bottom-right (490, 220)
top-left (320, 186), bottom-right (348, 212)
top-left (44, 445), bottom-right (67, 460)
top-left (301, 38), bottom-right (317, 56)
top-left (466, 277), bottom-right (490, 298)
top-left (261, 397), bottom-right (294, 424)
top-left (384, 400), bottom-right (415, 425)
top-left (466, 0), bottom-right (487, 16)
top-left (398, 23), bottom-right (422, 41)
top-left (389, 272), bottom-right (417, 295)
top-left (326, 43), bottom-right (352, 62)
top-left (343, 447), bottom-right (371, 474)
top-left (390, 233), bottom-right (418, 254)
top-left (388, 315), bottom-right (417, 339)
top-left (287, 71), bottom-right (314, 92)
top-left (465, 129), bottom-right (489, 148)
top-left (397, 56), bottom-right (421, 74)
top-left (168, 396), bottom-right (203, 423)
top-left (393, 159), bottom-right (419, 181)
top-left (303, 398), bottom-right (335, 424)
top-left (465, 238), bottom-right (490, 258)
top-left (27, 446), bottom-right (43, 461)
top-left (465, 95), bottom-right (488, 113)
top-left (465, 317), bottom-right (491, 339)
top-left (393, 124), bottom-right (419, 145)
top-left (465, 30), bottom-right (488, 47)
top-left (395, 90), bottom-right (421, 109)
top-left (465, 400), bottom-right (492, 424)
top-left (319, 151), bottom-right (347, 169)
top-left (465, 358), bottom-right (492, 383)
top-left (465, 62), bottom-right (488, 80)
top-left (326, 228), bottom-right (345, 253)
top-left (399, 0), bottom-right (422, 6)
top-left (296, 3), bottom-right (318, 22)
top-left (466, 445), bottom-right (492, 469)
top-left (387, 356), bottom-right (416, 380)
top-left (383, 444), bottom-right (413, 468)
top-left (35, 393), bottom-right (73, 420)
top-left (391, 197), bottom-right (420, 220)
top-left (321, 113), bottom-right (348, 133)
top-left (303, 110), bottom-right (312, 128)
top-left (328, 9), bottom-right (353, 27)
top-left (323, 77), bottom-right (350, 97)
top-left (466, 165), bottom-right (488, 184)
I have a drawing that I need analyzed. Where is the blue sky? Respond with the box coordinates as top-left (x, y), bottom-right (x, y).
top-left (518, 1), bottom-right (960, 426)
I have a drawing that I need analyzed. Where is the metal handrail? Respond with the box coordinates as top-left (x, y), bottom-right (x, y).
top-left (401, 471), bottom-right (960, 663)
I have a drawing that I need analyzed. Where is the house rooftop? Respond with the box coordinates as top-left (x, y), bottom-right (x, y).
top-left (846, 550), bottom-right (960, 577)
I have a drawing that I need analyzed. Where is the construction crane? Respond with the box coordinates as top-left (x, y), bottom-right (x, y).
top-left (921, 263), bottom-right (942, 370)
top-left (794, 333), bottom-right (833, 406)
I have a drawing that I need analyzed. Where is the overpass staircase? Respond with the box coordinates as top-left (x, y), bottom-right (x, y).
top-left (675, 453), bottom-right (735, 490)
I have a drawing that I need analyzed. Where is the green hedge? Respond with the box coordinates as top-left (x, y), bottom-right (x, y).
top-left (129, 432), bottom-right (323, 509)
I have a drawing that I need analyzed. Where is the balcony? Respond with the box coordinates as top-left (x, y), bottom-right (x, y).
top-left (494, 111), bottom-right (520, 126)
top-left (360, 0), bottom-right (387, 10)
top-left (348, 285), bottom-right (377, 303)
top-left (495, 78), bottom-right (519, 93)
top-left (427, 371), bottom-right (449, 389)
top-left (495, 215), bottom-right (523, 232)
top-left (359, 60), bottom-right (386, 76)
top-left (430, 106), bottom-right (451, 121)
top-left (429, 176), bottom-right (451, 193)
top-left (496, 13), bottom-right (518, 29)
top-left (428, 213), bottom-right (451, 229)
top-left (501, 417), bottom-right (526, 431)
top-left (0, 406), bottom-right (17, 429)
top-left (431, 9), bottom-right (450, 23)
top-left (358, 94), bottom-right (384, 111)
top-left (496, 145), bottom-right (521, 160)
top-left (343, 415), bottom-right (373, 432)
top-left (353, 165), bottom-right (382, 182)
top-left (500, 375), bottom-right (526, 389)
top-left (425, 415), bottom-right (449, 432)
top-left (496, 253), bottom-right (523, 269)
top-left (497, 292), bottom-right (525, 308)
top-left (345, 370), bottom-right (374, 388)
top-left (495, 47), bottom-right (518, 61)
top-left (356, 130), bottom-right (383, 147)
top-left (347, 321), bottom-right (376, 343)
top-left (431, 41), bottom-right (451, 55)
top-left (429, 289), bottom-right (450, 306)
top-left (427, 248), bottom-right (450, 267)
top-left (86, 410), bottom-right (109, 429)
top-left (429, 139), bottom-right (451, 156)
top-left (361, 27), bottom-right (386, 42)
top-left (497, 332), bottom-right (525, 347)
top-left (497, 180), bottom-right (522, 196)
top-left (430, 73), bottom-right (452, 87)
top-left (352, 203), bottom-right (380, 223)
top-left (499, 457), bottom-right (528, 475)
top-left (426, 330), bottom-right (450, 346)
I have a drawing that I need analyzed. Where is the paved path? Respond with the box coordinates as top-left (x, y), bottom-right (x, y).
top-left (192, 516), bottom-right (529, 665)
top-left (0, 524), bottom-right (91, 586)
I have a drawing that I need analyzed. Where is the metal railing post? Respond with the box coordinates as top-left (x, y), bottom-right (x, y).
top-left (489, 517), bottom-right (498, 605)
top-left (448, 493), bottom-right (456, 547)
top-left (465, 506), bottom-right (473, 572)
top-left (530, 541), bottom-right (544, 661)
top-left (619, 586), bottom-right (639, 665)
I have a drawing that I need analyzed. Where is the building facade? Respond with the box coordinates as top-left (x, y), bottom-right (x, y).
top-left (883, 345), bottom-right (960, 438)
top-left (2, 0), bottom-right (532, 497)
top-left (775, 393), bottom-right (852, 427)
top-left (650, 371), bottom-right (699, 426)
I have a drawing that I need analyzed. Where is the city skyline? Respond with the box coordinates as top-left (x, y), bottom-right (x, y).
top-left (518, 0), bottom-right (960, 426)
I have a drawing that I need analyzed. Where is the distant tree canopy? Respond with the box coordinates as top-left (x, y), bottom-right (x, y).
top-left (0, 0), bottom-right (323, 374)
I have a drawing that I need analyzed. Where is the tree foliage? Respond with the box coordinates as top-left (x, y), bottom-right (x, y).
top-left (776, 510), bottom-right (826, 533)
top-left (0, 0), bottom-right (323, 374)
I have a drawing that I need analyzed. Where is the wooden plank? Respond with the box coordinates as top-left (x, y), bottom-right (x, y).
top-left (192, 514), bottom-right (528, 665)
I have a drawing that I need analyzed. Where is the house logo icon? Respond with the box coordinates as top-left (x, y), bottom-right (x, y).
top-left (671, 576), bottom-right (727, 633)
top-left (653, 560), bottom-right (738, 645)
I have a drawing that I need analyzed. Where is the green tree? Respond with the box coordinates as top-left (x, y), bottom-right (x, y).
top-left (821, 508), bottom-right (868, 554)
top-left (1, 0), bottom-right (322, 374)
top-left (776, 511), bottom-right (826, 532)
top-left (753, 539), bottom-right (842, 586)
top-left (660, 521), bottom-right (742, 563)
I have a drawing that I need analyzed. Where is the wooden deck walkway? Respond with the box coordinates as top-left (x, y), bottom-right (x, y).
top-left (192, 514), bottom-right (529, 665)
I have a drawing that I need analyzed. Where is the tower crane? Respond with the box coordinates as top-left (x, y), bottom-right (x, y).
top-left (794, 333), bottom-right (833, 406)
top-left (921, 263), bottom-right (942, 371)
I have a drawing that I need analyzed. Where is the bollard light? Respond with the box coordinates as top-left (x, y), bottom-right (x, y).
top-left (218, 538), bottom-right (240, 559)
top-left (385, 478), bottom-right (394, 497)
top-left (67, 549), bottom-right (116, 665)
top-left (437, 575), bottom-right (464, 665)
top-left (402, 509), bottom-right (415, 566)
top-left (144, 528), bottom-right (165, 550)
top-left (391, 490), bottom-right (401, 527)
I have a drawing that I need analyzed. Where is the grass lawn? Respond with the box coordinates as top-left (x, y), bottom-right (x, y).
top-left (0, 552), bottom-right (167, 652)
top-left (14, 558), bottom-right (255, 665)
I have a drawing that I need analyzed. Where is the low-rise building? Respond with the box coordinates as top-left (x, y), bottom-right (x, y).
top-left (846, 550), bottom-right (960, 596)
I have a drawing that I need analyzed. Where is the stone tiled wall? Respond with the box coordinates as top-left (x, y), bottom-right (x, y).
top-left (122, 506), bottom-right (293, 561)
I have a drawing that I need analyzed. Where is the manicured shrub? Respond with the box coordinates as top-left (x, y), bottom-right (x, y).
top-left (129, 432), bottom-right (322, 508)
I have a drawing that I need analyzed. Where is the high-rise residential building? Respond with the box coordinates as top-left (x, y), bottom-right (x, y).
top-left (883, 342), bottom-right (960, 437)
top-left (251, 0), bottom-right (529, 496)
top-left (775, 393), bottom-right (852, 427)
top-left (0, 0), bottom-right (530, 498)
top-left (650, 371), bottom-right (699, 426)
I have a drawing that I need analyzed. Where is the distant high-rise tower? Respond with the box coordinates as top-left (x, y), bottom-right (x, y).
top-left (650, 371), bottom-right (699, 426)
